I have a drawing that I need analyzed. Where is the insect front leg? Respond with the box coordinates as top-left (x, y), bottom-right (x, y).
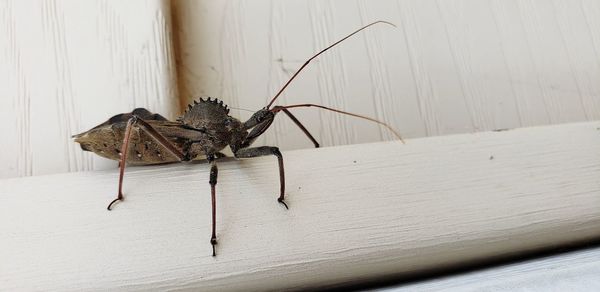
top-left (107, 116), bottom-right (186, 210)
top-left (271, 106), bottom-right (319, 148)
top-left (244, 108), bottom-right (320, 148)
top-left (234, 146), bottom-right (287, 209)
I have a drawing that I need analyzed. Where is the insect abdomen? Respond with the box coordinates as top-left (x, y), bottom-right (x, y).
top-left (74, 122), bottom-right (182, 165)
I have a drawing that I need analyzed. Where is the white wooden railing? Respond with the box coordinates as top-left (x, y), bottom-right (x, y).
top-left (2, 122), bottom-right (600, 291)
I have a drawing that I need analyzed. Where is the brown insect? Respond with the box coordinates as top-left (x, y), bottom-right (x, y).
top-left (73, 21), bottom-right (403, 256)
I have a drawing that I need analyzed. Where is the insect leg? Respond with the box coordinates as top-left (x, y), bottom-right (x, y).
top-left (107, 117), bottom-right (136, 210)
top-left (273, 106), bottom-right (320, 148)
top-left (133, 118), bottom-right (187, 160)
top-left (215, 152), bottom-right (228, 159)
top-left (208, 154), bottom-right (218, 256)
top-left (107, 116), bottom-right (186, 210)
top-left (234, 146), bottom-right (288, 209)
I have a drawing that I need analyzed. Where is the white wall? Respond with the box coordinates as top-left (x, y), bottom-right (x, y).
top-left (0, 0), bottom-right (178, 178)
top-left (2, 0), bottom-right (600, 178)
top-left (173, 0), bottom-right (600, 150)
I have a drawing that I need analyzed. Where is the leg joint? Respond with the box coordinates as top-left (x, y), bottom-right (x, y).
top-left (209, 166), bottom-right (218, 186)
top-left (271, 147), bottom-right (282, 158)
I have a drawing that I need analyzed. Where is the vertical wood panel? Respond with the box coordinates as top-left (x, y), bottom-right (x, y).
top-left (356, 0), bottom-right (426, 141)
top-left (4, 0), bottom-right (599, 177)
top-left (0, 0), bottom-right (178, 178)
top-left (554, 0), bottom-right (600, 120)
top-left (517, 0), bottom-right (587, 123)
top-left (437, 0), bottom-right (523, 131)
top-left (173, 0), bottom-right (600, 150)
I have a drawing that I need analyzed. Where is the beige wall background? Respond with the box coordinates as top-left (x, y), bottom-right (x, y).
top-left (0, 0), bottom-right (178, 178)
top-left (2, 0), bottom-right (600, 178)
top-left (173, 0), bottom-right (600, 150)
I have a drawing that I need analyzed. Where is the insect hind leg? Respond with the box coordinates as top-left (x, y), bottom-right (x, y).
top-left (107, 115), bottom-right (186, 210)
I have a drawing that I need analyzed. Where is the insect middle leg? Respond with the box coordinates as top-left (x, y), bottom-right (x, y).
top-left (107, 116), bottom-right (186, 210)
top-left (207, 154), bottom-right (218, 256)
top-left (234, 146), bottom-right (288, 209)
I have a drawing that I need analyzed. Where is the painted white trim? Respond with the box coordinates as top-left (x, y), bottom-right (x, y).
top-left (2, 122), bottom-right (600, 291)
top-left (388, 247), bottom-right (600, 291)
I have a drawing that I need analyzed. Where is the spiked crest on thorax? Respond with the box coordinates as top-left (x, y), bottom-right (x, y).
top-left (177, 97), bottom-right (230, 129)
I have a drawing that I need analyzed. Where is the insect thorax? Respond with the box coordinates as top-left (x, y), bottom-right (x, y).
top-left (178, 97), bottom-right (247, 156)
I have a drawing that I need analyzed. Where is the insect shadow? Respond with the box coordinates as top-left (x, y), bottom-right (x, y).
top-left (73, 21), bottom-right (404, 257)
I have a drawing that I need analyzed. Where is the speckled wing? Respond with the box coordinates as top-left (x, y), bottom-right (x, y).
top-left (73, 108), bottom-right (186, 165)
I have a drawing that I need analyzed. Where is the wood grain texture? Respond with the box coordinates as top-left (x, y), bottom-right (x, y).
top-left (2, 121), bottom-right (600, 291)
top-left (388, 247), bottom-right (600, 291)
top-left (0, 0), bottom-right (179, 179)
top-left (172, 0), bottom-right (600, 150)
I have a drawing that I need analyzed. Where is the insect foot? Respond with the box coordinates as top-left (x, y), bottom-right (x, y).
top-left (107, 196), bottom-right (122, 210)
top-left (278, 197), bottom-right (289, 209)
top-left (107, 190), bottom-right (125, 210)
top-left (211, 237), bottom-right (217, 257)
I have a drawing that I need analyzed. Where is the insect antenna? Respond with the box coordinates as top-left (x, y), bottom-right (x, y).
top-left (272, 104), bottom-right (405, 144)
top-left (228, 106), bottom-right (255, 113)
top-left (266, 20), bottom-right (396, 109)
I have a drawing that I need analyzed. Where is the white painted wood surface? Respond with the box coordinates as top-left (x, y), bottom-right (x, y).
top-left (4, 0), bottom-right (600, 180)
top-left (2, 122), bottom-right (600, 291)
top-left (0, 0), bottom-right (178, 179)
top-left (173, 0), bottom-right (600, 150)
top-left (387, 247), bottom-right (600, 291)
